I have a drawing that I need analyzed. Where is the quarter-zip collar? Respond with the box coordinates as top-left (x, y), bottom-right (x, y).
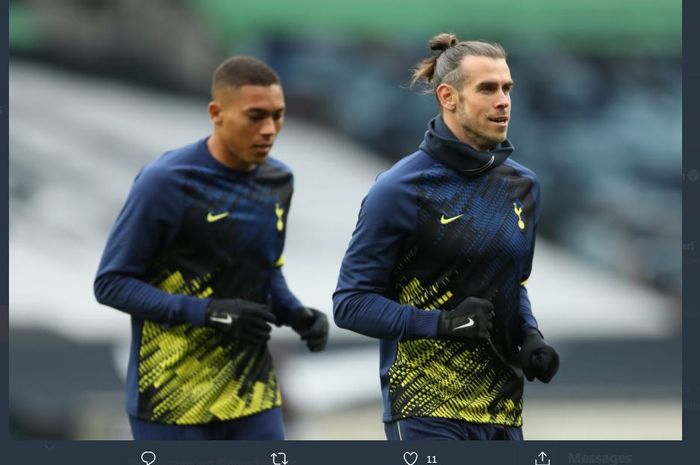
top-left (419, 114), bottom-right (513, 176)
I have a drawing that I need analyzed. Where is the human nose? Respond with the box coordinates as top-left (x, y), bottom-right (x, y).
top-left (495, 90), bottom-right (510, 109)
top-left (259, 117), bottom-right (277, 137)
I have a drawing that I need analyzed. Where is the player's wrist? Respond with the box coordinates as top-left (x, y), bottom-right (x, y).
top-left (521, 327), bottom-right (543, 343)
top-left (410, 308), bottom-right (441, 339)
top-left (176, 295), bottom-right (210, 327)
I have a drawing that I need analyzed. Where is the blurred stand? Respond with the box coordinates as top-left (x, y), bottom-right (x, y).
top-left (10, 0), bottom-right (682, 295)
top-left (10, 0), bottom-right (219, 92)
top-left (9, 329), bottom-right (129, 439)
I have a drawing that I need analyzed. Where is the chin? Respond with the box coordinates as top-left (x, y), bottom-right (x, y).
top-left (252, 155), bottom-right (269, 165)
top-left (490, 133), bottom-right (507, 145)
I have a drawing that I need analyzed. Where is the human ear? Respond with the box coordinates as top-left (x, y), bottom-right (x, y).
top-left (208, 101), bottom-right (223, 125)
top-left (436, 83), bottom-right (458, 112)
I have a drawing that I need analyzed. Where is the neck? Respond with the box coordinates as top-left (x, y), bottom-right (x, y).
top-left (441, 111), bottom-right (493, 152)
top-left (207, 133), bottom-right (255, 171)
top-left (418, 114), bottom-right (513, 176)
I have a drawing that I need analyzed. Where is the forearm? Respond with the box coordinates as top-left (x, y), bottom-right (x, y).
top-left (94, 272), bottom-right (208, 327)
top-left (517, 284), bottom-right (539, 341)
top-left (269, 267), bottom-right (304, 325)
top-left (333, 290), bottom-right (439, 340)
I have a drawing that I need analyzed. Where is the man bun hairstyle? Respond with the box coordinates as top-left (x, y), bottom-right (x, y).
top-left (211, 56), bottom-right (280, 99)
top-left (411, 33), bottom-right (506, 94)
top-left (429, 32), bottom-right (459, 52)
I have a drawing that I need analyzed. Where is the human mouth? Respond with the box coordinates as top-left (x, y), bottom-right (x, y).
top-left (252, 144), bottom-right (273, 154)
top-left (488, 116), bottom-right (509, 128)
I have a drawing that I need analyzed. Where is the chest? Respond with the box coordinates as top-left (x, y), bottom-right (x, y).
top-left (172, 172), bottom-right (290, 262)
top-left (412, 169), bottom-right (536, 268)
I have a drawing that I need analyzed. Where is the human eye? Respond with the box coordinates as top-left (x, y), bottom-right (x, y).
top-left (247, 111), bottom-right (266, 121)
top-left (479, 83), bottom-right (497, 94)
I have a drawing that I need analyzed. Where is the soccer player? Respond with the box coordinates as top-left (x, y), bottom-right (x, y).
top-left (333, 34), bottom-right (559, 440)
top-left (94, 56), bottom-right (328, 440)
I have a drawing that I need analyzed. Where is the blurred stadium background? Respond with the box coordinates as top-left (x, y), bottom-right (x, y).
top-left (9, 0), bottom-right (681, 440)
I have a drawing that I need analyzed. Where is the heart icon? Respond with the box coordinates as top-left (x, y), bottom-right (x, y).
top-left (403, 451), bottom-right (418, 465)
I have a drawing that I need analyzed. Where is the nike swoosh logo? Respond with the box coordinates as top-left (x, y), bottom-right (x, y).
top-left (453, 318), bottom-right (475, 330)
top-left (440, 214), bottom-right (464, 225)
top-left (209, 314), bottom-right (233, 325)
top-left (207, 212), bottom-right (229, 222)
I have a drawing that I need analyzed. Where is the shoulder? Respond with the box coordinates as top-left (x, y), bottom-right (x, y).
top-left (503, 158), bottom-right (539, 185)
top-left (149, 140), bottom-right (202, 171)
top-left (132, 142), bottom-right (202, 196)
top-left (374, 151), bottom-right (436, 191)
top-left (256, 156), bottom-right (294, 183)
top-left (362, 151), bottom-right (435, 216)
top-left (264, 156), bottom-right (293, 173)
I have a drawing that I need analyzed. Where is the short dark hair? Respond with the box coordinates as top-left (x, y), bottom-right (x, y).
top-left (411, 33), bottom-right (506, 94)
top-left (211, 56), bottom-right (280, 98)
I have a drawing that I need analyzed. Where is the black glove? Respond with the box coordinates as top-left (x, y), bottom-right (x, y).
top-left (436, 297), bottom-right (494, 342)
top-left (519, 329), bottom-right (559, 383)
top-left (206, 299), bottom-right (277, 344)
top-left (289, 307), bottom-right (329, 352)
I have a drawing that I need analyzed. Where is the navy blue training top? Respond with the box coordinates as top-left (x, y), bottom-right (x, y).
top-left (95, 137), bottom-right (302, 424)
top-left (334, 115), bottom-right (540, 426)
